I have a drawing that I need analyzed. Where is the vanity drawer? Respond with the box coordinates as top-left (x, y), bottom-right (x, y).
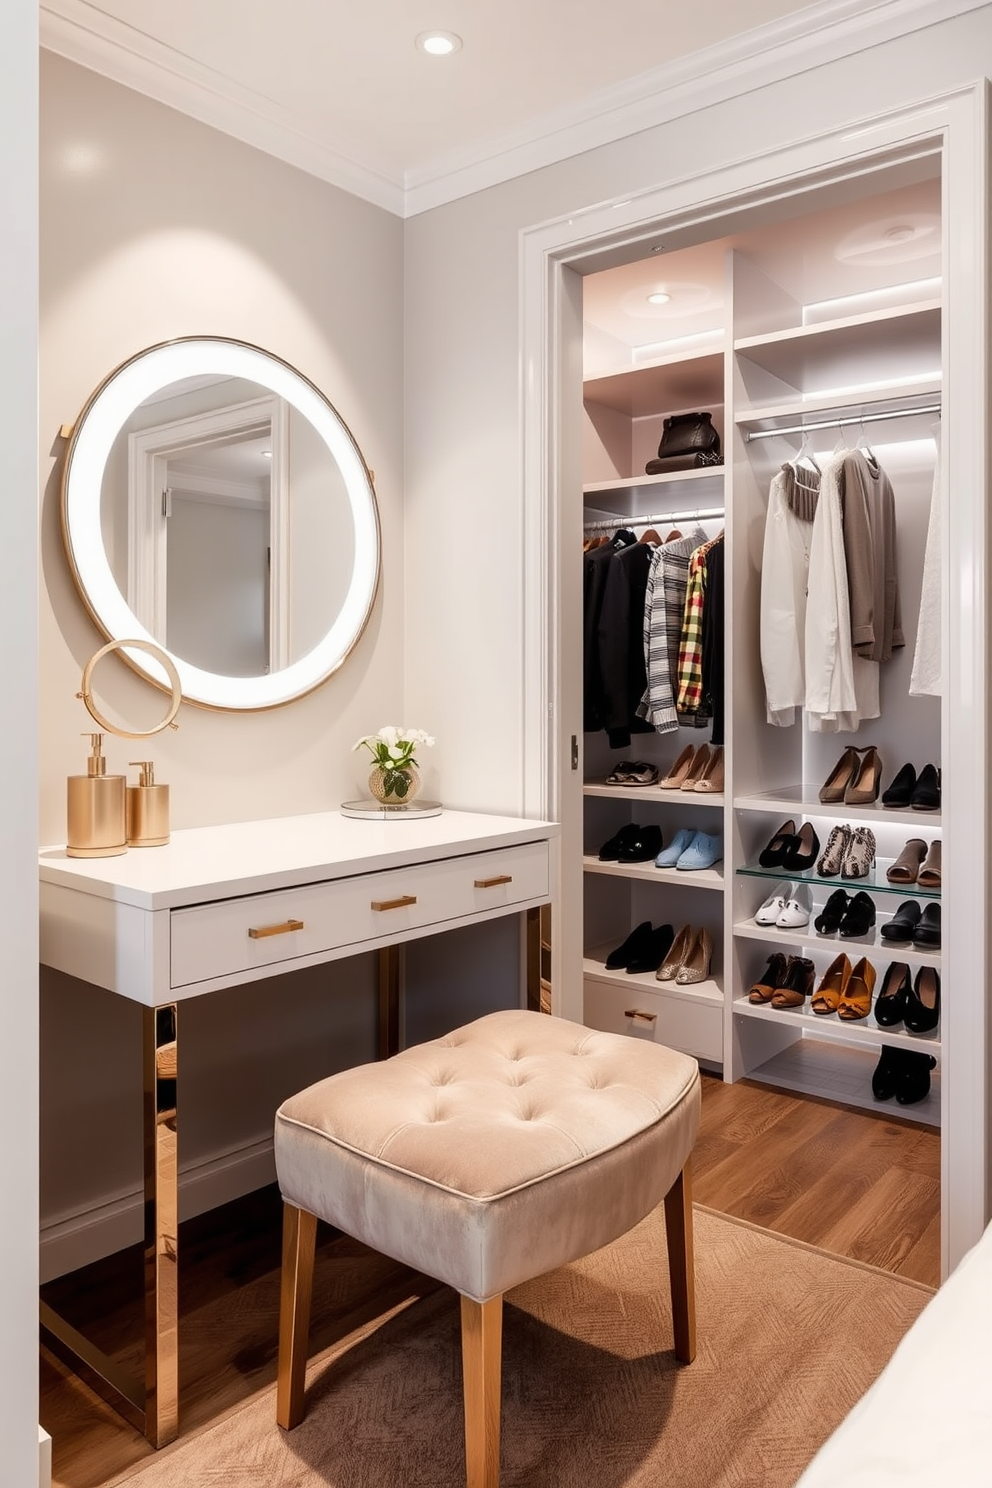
top-left (170, 839), bottom-right (550, 988)
top-left (584, 980), bottom-right (723, 1063)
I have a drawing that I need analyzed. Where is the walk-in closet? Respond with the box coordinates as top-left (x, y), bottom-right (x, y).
top-left (573, 152), bottom-right (951, 1249)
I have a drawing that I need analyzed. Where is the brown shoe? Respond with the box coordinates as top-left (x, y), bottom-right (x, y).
top-left (771, 955), bottom-right (815, 1008)
top-left (917, 839), bottom-right (941, 889)
top-left (811, 953), bottom-right (852, 1015)
top-left (886, 838), bottom-right (927, 885)
top-left (693, 745), bottom-right (725, 793)
top-left (838, 956), bottom-right (876, 1020)
top-left (748, 952), bottom-right (788, 1003)
top-left (819, 746), bottom-right (860, 804)
top-left (844, 746), bottom-right (883, 805)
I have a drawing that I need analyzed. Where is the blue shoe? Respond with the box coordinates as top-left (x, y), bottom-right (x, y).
top-left (655, 828), bottom-right (694, 868)
top-left (677, 831), bottom-right (723, 871)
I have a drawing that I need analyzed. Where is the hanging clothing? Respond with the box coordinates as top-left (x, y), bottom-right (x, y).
top-left (840, 449), bottom-right (904, 662)
top-left (582, 530), bottom-right (634, 732)
top-left (910, 439), bottom-right (942, 697)
top-left (676, 536), bottom-right (720, 721)
top-left (637, 524), bottom-right (707, 733)
top-left (805, 454), bottom-right (880, 732)
top-left (701, 534), bottom-right (725, 747)
top-left (760, 465), bottom-right (816, 727)
top-left (596, 539), bottom-right (658, 749)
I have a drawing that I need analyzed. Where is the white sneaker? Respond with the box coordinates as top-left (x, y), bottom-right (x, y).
top-left (755, 882), bottom-right (791, 925)
top-left (777, 883), bottom-right (813, 927)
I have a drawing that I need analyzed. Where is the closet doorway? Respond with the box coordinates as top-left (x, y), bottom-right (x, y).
top-left (521, 86), bottom-right (989, 1280)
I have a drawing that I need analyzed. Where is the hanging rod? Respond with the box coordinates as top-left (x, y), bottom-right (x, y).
top-left (584, 505), bottom-right (724, 532)
top-left (746, 401), bottom-right (942, 442)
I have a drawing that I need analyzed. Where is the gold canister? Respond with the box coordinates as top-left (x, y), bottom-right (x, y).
top-left (67, 733), bottom-right (127, 858)
top-left (126, 761), bottom-right (170, 847)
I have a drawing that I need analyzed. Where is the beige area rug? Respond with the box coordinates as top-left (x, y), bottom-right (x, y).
top-left (111, 1207), bottom-right (931, 1488)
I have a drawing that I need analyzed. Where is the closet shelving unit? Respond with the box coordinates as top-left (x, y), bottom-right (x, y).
top-left (580, 200), bottom-right (944, 1126)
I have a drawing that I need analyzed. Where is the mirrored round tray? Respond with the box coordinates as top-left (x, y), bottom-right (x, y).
top-left (340, 799), bottom-right (443, 820)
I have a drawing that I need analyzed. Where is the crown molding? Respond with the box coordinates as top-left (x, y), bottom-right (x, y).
top-left (39, 0), bottom-right (407, 216)
top-left (404, 0), bottom-right (988, 215)
top-left (41, 0), bottom-right (987, 221)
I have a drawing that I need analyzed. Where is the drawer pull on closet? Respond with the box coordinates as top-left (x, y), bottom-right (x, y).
top-left (371, 895), bottom-right (418, 912)
top-left (248, 918), bottom-right (305, 940)
top-left (474, 874), bottom-right (513, 888)
top-left (624, 1008), bottom-right (657, 1024)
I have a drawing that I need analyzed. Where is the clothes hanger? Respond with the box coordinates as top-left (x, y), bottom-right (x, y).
top-left (664, 528), bottom-right (683, 541)
top-left (857, 412), bottom-right (880, 473)
top-left (638, 527), bottom-right (663, 546)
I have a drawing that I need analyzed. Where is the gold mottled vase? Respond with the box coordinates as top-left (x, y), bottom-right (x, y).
top-left (368, 764), bottom-right (421, 805)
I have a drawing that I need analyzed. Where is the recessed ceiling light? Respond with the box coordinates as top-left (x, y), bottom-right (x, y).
top-left (647, 291), bottom-right (671, 305)
top-left (416, 30), bottom-right (462, 56)
top-left (261, 450), bottom-right (272, 458)
top-left (885, 224), bottom-right (915, 242)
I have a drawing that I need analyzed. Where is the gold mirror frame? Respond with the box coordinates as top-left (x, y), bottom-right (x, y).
top-left (60, 337), bottom-right (381, 711)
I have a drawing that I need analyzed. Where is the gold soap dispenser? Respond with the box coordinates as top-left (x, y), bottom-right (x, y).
top-left (126, 760), bottom-right (170, 847)
top-left (67, 732), bottom-right (127, 858)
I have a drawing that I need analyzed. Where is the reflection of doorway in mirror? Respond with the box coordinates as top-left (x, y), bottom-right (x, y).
top-left (126, 391), bottom-right (289, 675)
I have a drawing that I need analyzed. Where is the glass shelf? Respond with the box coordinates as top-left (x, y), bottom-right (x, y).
top-left (736, 861), bottom-right (940, 900)
top-left (733, 785), bottom-right (940, 829)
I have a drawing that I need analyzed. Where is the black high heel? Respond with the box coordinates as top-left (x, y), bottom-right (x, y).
top-left (874, 962), bottom-right (911, 1027)
top-left (904, 965), bottom-right (941, 1033)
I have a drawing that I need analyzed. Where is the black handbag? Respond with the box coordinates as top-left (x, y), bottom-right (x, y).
top-left (645, 411), bottom-right (722, 473)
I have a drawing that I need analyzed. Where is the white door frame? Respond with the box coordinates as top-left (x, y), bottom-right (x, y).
top-left (520, 83), bottom-right (990, 1276)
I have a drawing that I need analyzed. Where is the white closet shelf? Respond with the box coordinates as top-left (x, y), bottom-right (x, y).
top-left (733, 379), bottom-right (941, 429)
top-left (583, 352), bottom-right (723, 417)
top-left (734, 994), bottom-right (941, 1054)
top-left (583, 855), bottom-right (723, 890)
top-left (733, 918), bottom-right (941, 969)
top-left (582, 466), bottom-right (724, 510)
top-left (585, 781), bottom-right (724, 807)
top-left (733, 300), bottom-right (941, 379)
top-left (584, 945), bottom-right (723, 1006)
top-left (734, 788), bottom-right (940, 829)
top-left (738, 1033), bottom-right (940, 1128)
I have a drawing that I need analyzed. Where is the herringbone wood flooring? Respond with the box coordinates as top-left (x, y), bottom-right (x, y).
top-left (40, 1073), bottom-right (939, 1488)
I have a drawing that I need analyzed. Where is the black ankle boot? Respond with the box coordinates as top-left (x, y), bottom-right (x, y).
top-left (896, 1048), bottom-right (938, 1105)
top-left (871, 1044), bottom-right (902, 1101)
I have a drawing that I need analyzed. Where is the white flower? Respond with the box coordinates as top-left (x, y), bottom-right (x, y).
top-left (378, 725), bottom-right (401, 748)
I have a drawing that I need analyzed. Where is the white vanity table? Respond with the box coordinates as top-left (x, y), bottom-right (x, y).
top-left (39, 807), bottom-right (557, 1447)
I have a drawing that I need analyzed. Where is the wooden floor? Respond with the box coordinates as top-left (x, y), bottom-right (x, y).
top-left (41, 1073), bottom-right (940, 1488)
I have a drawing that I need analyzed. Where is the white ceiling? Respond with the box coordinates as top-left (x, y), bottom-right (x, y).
top-left (40, 0), bottom-right (945, 216)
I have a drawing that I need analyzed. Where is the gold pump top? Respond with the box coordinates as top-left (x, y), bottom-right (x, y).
top-left (129, 761), bottom-right (157, 787)
top-left (83, 732), bottom-right (107, 777)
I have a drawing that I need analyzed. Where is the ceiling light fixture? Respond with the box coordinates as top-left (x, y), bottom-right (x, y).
top-left (647, 291), bottom-right (671, 305)
top-left (416, 30), bottom-right (462, 55)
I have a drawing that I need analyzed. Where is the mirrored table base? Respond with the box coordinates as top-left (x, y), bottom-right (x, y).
top-left (340, 798), bottom-right (443, 819)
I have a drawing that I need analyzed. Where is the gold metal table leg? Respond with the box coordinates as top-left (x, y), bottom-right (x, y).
top-left (40, 1001), bottom-right (180, 1448)
top-left (144, 1002), bottom-right (180, 1446)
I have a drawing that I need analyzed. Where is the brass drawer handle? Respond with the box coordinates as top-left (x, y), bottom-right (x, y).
top-left (624, 1008), bottom-right (657, 1024)
top-left (371, 895), bottom-right (418, 912)
top-left (474, 874), bottom-right (513, 888)
top-left (248, 918), bottom-right (305, 940)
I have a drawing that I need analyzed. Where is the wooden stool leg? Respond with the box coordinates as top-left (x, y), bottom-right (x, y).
top-left (663, 1158), bottom-right (696, 1364)
top-left (460, 1294), bottom-right (503, 1488)
top-left (276, 1203), bottom-right (318, 1429)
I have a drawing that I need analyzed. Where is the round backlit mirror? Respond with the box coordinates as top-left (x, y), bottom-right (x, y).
top-left (60, 337), bottom-right (381, 710)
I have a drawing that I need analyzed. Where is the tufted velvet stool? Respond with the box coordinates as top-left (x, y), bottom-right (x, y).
top-left (273, 1007), bottom-right (701, 1488)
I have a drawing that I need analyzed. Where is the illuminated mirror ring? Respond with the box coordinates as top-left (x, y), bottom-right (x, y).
top-left (79, 638), bottom-right (183, 739)
top-left (61, 337), bottom-right (381, 711)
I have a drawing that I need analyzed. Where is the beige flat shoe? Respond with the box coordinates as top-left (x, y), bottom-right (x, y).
top-left (675, 926), bottom-right (714, 984)
top-left (694, 745), bottom-right (725, 793)
top-left (679, 744), bottom-right (712, 791)
top-left (656, 923), bottom-right (694, 981)
top-left (918, 839), bottom-right (941, 889)
top-left (659, 745), bottom-right (695, 789)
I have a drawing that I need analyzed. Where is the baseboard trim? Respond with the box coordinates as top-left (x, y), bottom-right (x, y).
top-left (40, 1135), bottom-right (276, 1282)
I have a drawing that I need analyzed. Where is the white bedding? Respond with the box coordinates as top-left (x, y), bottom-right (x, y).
top-left (794, 1221), bottom-right (992, 1487)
